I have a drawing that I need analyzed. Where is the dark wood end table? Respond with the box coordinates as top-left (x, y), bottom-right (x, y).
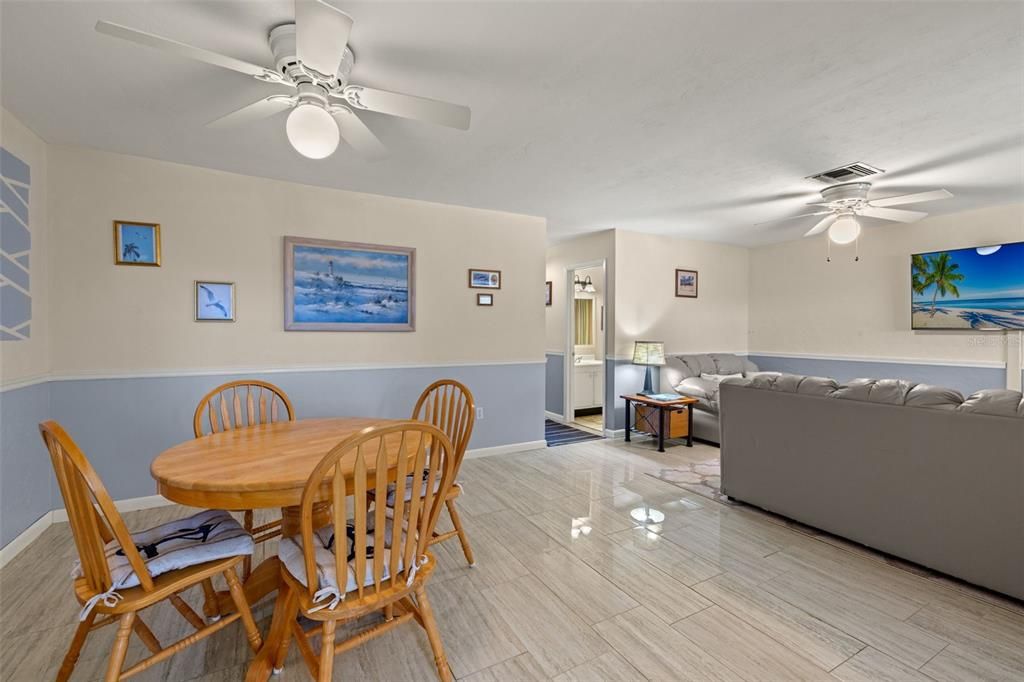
top-left (621, 394), bottom-right (698, 452)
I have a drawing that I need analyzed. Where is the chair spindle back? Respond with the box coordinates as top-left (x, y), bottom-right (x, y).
top-left (298, 422), bottom-right (455, 607)
top-left (193, 380), bottom-right (295, 437)
top-left (39, 420), bottom-right (154, 594)
top-left (412, 380), bottom-right (475, 469)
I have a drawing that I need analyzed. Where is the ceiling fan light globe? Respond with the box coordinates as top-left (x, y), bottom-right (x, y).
top-left (828, 215), bottom-right (861, 245)
top-left (285, 103), bottom-right (340, 159)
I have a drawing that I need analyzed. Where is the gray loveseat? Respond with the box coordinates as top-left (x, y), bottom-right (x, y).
top-left (720, 374), bottom-right (1024, 600)
top-left (660, 353), bottom-right (762, 443)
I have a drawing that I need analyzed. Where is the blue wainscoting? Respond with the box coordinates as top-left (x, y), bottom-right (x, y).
top-left (545, 353), bottom-right (564, 416)
top-left (0, 382), bottom-right (52, 547)
top-left (1, 361), bottom-right (544, 548)
top-left (748, 355), bottom-right (1006, 398)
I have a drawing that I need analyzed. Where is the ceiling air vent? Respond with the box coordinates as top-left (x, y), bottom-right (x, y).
top-left (806, 162), bottom-right (884, 184)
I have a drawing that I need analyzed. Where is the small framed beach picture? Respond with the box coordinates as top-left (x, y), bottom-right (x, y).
top-left (113, 221), bottom-right (161, 266)
top-left (195, 281), bottom-right (235, 322)
top-left (545, 281), bottom-right (552, 306)
top-left (468, 269), bottom-right (501, 289)
top-left (675, 268), bottom-right (698, 298)
top-left (477, 293), bottom-right (494, 306)
top-left (284, 236), bottom-right (415, 332)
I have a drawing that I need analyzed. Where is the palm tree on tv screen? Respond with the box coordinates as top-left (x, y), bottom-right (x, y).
top-left (911, 254), bottom-right (930, 295)
top-left (925, 252), bottom-right (965, 317)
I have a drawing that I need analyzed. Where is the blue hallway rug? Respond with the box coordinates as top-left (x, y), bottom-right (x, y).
top-left (544, 419), bottom-right (603, 447)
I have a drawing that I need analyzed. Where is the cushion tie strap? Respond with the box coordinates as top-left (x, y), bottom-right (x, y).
top-left (406, 554), bottom-right (429, 587)
top-left (308, 587), bottom-right (343, 613)
top-left (79, 586), bottom-right (123, 621)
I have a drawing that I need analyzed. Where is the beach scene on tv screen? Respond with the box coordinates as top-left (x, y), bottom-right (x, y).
top-left (912, 242), bottom-right (1024, 329)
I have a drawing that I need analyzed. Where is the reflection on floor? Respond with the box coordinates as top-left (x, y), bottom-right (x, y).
top-left (573, 412), bottom-right (603, 433)
top-left (4, 438), bottom-right (1023, 681)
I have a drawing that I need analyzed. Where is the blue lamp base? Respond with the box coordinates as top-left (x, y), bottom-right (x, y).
top-left (639, 366), bottom-right (655, 395)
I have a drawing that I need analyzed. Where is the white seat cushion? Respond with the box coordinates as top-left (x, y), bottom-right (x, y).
top-left (73, 509), bottom-right (253, 590)
top-left (279, 516), bottom-right (411, 609)
top-left (385, 469), bottom-right (442, 506)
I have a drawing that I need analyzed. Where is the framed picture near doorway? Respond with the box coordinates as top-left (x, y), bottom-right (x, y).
top-left (545, 281), bottom-right (552, 306)
top-left (675, 268), bottom-right (698, 298)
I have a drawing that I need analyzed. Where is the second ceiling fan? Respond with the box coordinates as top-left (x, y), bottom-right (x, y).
top-left (96, 0), bottom-right (471, 160)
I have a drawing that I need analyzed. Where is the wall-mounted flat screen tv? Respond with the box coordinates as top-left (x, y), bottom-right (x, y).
top-left (912, 241), bottom-right (1024, 330)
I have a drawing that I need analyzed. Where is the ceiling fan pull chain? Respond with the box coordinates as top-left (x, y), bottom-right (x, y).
top-left (826, 237), bottom-right (831, 263)
top-left (855, 235), bottom-right (860, 262)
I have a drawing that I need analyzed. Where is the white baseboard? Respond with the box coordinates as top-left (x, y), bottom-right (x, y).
top-left (465, 439), bottom-right (547, 459)
top-left (50, 494), bottom-right (173, 523)
top-left (0, 512), bottom-right (52, 569)
top-left (544, 411), bottom-right (568, 424)
top-left (2, 495), bottom-right (175, 568)
top-left (604, 428), bottom-right (625, 439)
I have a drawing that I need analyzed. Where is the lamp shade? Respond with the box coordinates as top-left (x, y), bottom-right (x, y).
top-left (632, 341), bottom-right (666, 366)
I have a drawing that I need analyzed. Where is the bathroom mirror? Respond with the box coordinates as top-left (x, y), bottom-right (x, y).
top-left (574, 298), bottom-right (594, 346)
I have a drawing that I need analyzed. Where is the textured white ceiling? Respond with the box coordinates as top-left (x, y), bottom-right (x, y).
top-left (2, 1), bottom-right (1022, 245)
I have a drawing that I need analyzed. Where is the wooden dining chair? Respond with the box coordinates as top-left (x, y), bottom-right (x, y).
top-left (410, 379), bottom-right (476, 566)
top-left (262, 422), bottom-right (456, 682)
top-left (193, 379), bottom-right (295, 577)
top-left (39, 420), bottom-right (262, 682)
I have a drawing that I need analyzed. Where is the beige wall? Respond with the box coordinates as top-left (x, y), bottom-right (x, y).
top-left (613, 229), bottom-right (749, 358)
top-left (749, 203), bottom-right (1024, 366)
top-left (0, 107), bottom-right (49, 385)
top-left (48, 145), bottom-right (546, 374)
top-left (545, 230), bottom-right (615, 355)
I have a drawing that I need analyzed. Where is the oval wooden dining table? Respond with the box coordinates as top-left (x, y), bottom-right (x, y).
top-left (151, 416), bottom-right (413, 617)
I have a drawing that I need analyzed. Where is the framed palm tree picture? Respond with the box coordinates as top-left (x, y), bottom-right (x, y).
top-left (114, 221), bottom-right (161, 266)
top-left (195, 281), bottom-right (235, 322)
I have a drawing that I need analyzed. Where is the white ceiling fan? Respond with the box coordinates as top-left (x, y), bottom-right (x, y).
top-left (763, 182), bottom-right (953, 245)
top-left (95, 0), bottom-right (471, 160)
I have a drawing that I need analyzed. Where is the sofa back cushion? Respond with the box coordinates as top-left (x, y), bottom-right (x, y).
top-left (959, 389), bottom-right (1024, 417)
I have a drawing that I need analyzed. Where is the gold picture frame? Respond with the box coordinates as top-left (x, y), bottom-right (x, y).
top-left (114, 221), bottom-right (161, 266)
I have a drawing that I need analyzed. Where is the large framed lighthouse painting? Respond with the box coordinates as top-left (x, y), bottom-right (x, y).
top-left (284, 236), bottom-right (415, 331)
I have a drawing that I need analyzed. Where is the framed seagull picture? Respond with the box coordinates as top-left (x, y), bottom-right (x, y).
top-left (195, 281), bottom-right (235, 322)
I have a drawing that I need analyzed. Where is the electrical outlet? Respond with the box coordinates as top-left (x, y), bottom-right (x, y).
top-left (476, 407), bottom-right (484, 420)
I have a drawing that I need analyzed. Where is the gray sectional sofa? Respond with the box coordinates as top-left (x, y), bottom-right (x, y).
top-left (720, 374), bottom-right (1024, 600)
top-left (660, 353), bottom-right (763, 443)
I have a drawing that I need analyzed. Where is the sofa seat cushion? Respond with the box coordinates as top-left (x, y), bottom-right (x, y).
top-left (959, 389), bottom-right (1024, 417)
top-left (73, 509), bottom-right (253, 591)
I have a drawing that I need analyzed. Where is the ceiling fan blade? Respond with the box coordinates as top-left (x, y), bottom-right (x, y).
top-left (207, 96), bottom-right (294, 128)
top-left (804, 214), bottom-right (838, 237)
top-left (332, 108), bottom-right (387, 159)
top-left (859, 206), bottom-right (928, 223)
top-left (869, 189), bottom-right (953, 207)
top-left (95, 20), bottom-right (275, 80)
top-left (342, 86), bottom-right (471, 130)
top-left (295, 0), bottom-right (353, 77)
top-left (755, 210), bottom-right (831, 226)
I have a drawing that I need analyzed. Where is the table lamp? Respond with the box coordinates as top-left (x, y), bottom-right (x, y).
top-left (632, 341), bottom-right (665, 395)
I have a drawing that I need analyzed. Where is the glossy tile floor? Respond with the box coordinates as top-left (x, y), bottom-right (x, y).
top-left (3, 438), bottom-right (1023, 681)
